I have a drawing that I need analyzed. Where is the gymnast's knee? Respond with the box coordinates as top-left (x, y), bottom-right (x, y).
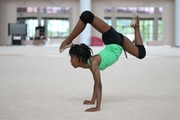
top-left (136, 45), bottom-right (146, 59)
top-left (80, 11), bottom-right (94, 24)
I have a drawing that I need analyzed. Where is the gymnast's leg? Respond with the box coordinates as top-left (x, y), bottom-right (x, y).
top-left (60, 11), bottom-right (110, 52)
top-left (123, 13), bottom-right (146, 59)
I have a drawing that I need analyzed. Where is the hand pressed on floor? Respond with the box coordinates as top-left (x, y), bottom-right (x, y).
top-left (83, 100), bottom-right (95, 105)
top-left (85, 107), bottom-right (100, 112)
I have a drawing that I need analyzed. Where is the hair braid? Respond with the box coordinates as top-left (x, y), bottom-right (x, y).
top-left (69, 43), bottom-right (93, 63)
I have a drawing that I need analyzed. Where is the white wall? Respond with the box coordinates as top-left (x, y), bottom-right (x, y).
top-left (162, 1), bottom-right (175, 45)
top-left (0, 0), bottom-right (175, 46)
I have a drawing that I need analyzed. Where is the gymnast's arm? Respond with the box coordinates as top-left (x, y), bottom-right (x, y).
top-left (85, 56), bottom-right (102, 112)
top-left (83, 82), bottom-right (97, 105)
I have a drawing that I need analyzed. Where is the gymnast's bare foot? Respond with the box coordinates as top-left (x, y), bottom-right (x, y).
top-left (130, 11), bottom-right (139, 28)
top-left (59, 41), bottom-right (73, 53)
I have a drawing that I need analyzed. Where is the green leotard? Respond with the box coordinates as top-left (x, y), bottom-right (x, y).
top-left (87, 44), bottom-right (123, 71)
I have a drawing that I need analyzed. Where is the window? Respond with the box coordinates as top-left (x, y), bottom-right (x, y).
top-left (46, 19), bottom-right (69, 38)
top-left (27, 7), bottom-right (38, 13)
top-left (25, 19), bottom-right (38, 38)
top-left (116, 18), bottom-right (154, 42)
top-left (158, 19), bottom-right (162, 40)
top-left (104, 17), bottom-right (112, 26)
top-left (115, 7), bottom-right (155, 14)
top-left (17, 18), bottom-right (69, 38)
top-left (116, 18), bottom-right (134, 41)
top-left (158, 7), bottom-right (163, 14)
top-left (104, 7), bottom-right (112, 13)
top-left (22, 19), bottom-right (44, 38)
top-left (140, 19), bottom-right (153, 42)
top-left (17, 7), bottom-right (71, 39)
top-left (40, 7), bottom-right (70, 14)
top-left (105, 7), bottom-right (162, 42)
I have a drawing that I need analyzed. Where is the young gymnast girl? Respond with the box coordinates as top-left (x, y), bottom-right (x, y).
top-left (59, 11), bottom-right (146, 112)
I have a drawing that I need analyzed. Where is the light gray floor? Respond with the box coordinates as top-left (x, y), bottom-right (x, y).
top-left (0, 45), bottom-right (180, 120)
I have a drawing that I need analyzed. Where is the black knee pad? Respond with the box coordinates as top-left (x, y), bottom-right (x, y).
top-left (136, 45), bottom-right (146, 59)
top-left (80, 11), bottom-right (94, 24)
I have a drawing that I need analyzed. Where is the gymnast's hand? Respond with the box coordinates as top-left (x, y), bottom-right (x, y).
top-left (59, 41), bottom-right (73, 53)
top-left (83, 100), bottom-right (95, 105)
top-left (85, 107), bottom-right (100, 112)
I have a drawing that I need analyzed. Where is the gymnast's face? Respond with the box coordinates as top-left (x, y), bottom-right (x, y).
top-left (70, 55), bottom-right (80, 68)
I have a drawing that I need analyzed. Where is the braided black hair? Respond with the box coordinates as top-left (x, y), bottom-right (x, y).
top-left (69, 43), bottom-right (93, 63)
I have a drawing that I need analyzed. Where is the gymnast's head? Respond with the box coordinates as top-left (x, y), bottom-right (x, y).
top-left (69, 43), bottom-right (93, 68)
